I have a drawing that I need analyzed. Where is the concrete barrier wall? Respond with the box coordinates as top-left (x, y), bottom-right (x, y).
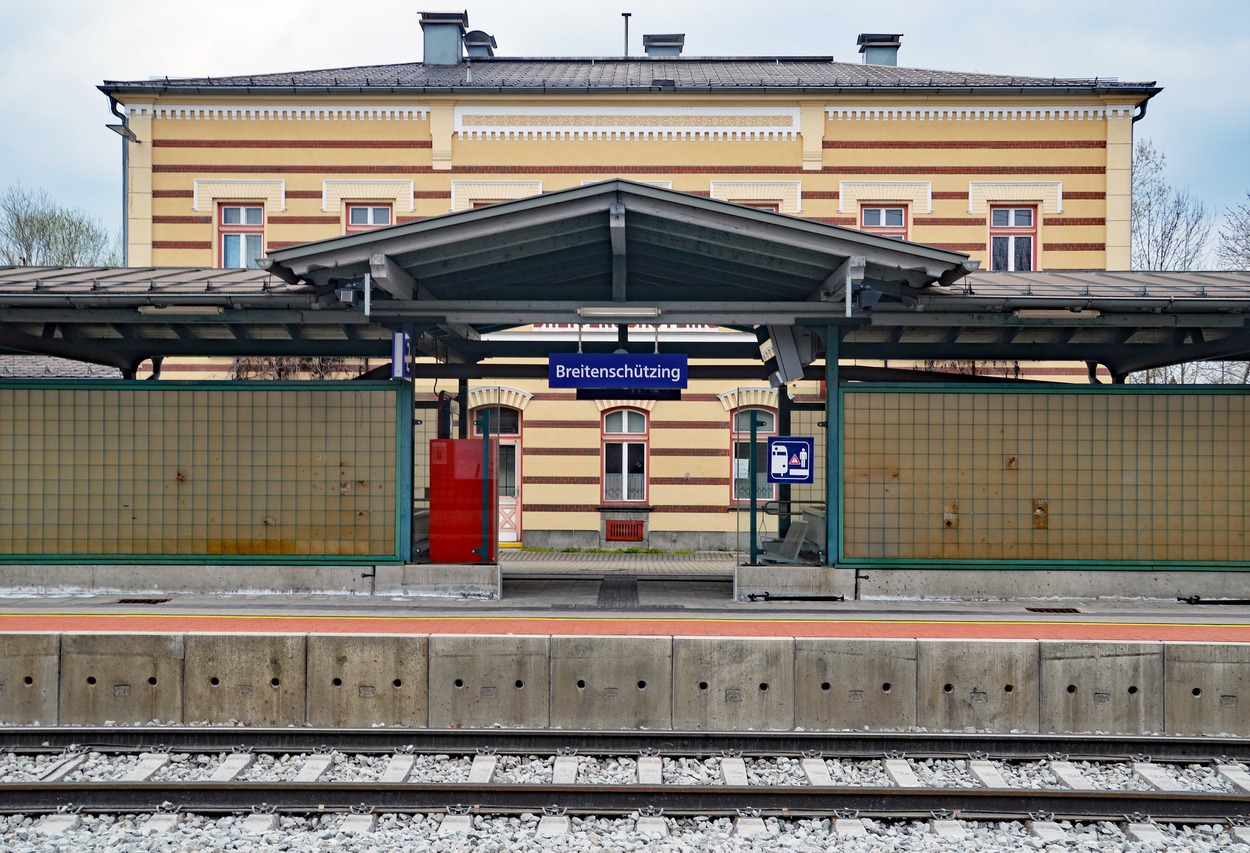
top-left (7, 632), bottom-right (1248, 735)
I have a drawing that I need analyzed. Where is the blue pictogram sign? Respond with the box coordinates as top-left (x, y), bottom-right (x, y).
top-left (767, 436), bottom-right (815, 484)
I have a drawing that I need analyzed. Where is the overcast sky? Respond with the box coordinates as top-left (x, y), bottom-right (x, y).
top-left (2, 0), bottom-right (1247, 258)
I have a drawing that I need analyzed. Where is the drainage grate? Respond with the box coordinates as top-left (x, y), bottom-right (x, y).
top-left (1025, 607), bottom-right (1080, 614)
top-left (117, 598), bottom-right (171, 605)
top-left (605, 519), bottom-right (644, 541)
top-left (597, 575), bottom-right (640, 609)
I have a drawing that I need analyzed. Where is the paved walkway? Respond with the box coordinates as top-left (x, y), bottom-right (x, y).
top-left (498, 549), bottom-right (737, 577)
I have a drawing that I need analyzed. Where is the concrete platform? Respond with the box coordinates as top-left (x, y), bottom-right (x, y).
top-left (1, 568), bottom-right (1248, 735)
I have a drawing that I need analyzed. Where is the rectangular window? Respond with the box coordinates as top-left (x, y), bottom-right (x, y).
top-left (604, 442), bottom-right (647, 501)
top-left (346, 204), bottom-right (393, 233)
top-left (219, 204), bottom-right (264, 269)
top-left (603, 409), bottom-right (648, 503)
top-left (989, 206), bottom-right (1036, 271)
top-left (861, 206), bottom-right (908, 240)
top-left (732, 408), bottom-right (776, 502)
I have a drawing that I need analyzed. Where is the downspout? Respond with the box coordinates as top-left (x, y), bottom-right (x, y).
top-left (108, 96), bottom-right (129, 266)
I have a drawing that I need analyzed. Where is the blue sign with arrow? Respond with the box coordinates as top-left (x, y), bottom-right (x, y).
top-left (767, 436), bottom-right (815, 484)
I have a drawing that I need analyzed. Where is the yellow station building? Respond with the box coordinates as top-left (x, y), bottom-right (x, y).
top-left (70, 13), bottom-right (1250, 560)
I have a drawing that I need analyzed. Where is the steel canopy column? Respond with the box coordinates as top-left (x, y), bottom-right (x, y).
top-left (824, 326), bottom-right (839, 566)
top-left (457, 377), bottom-right (469, 438)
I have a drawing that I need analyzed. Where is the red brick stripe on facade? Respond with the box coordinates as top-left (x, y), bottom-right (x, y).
top-left (152, 216), bottom-right (212, 224)
top-left (151, 164), bottom-right (1107, 176)
top-left (521, 504), bottom-right (601, 513)
top-left (823, 140), bottom-right (1106, 149)
top-left (650, 505), bottom-right (730, 513)
top-left (522, 420), bottom-right (599, 429)
top-left (1063, 192), bottom-right (1107, 200)
top-left (803, 191), bottom-right (840, 199)
top-left (151, 241), bottom-right (211, 250)
top-left (809, 217), bottom-right (857, 226)
top-left (1044, 218), bottom-right (1106, 226)
top-left (650, 421), bottom-right (728, 429)
top-left (824, 166), bottom-right (1104, 175)
top-left (269, 215), bottom-right (340, 224)
top-left (153, 139), bottom-right (432, 148)
top-left (930, 243), bottom-right (985, 251)
top-left (651, 477), bottom-right (730, 486)
top-left (152, 189), bottom-right (194, 198)
top-left (524, 447), bottom-right (599, 456)
top-left (523, 476), bottom-right (600, 485)
top-left (922, 218), bottom-right (983, 226)
top-left (1043, 243), bottom-right (1105, 251)
top-left (651, 448), bottom-right (731, 457)
top-left (286, 190), bottom-right (323, 199)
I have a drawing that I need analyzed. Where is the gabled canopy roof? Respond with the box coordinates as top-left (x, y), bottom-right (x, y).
top-left (1, 180), bottom-right (1248, 382)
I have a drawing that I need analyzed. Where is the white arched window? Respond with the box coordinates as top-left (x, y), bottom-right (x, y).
top-left (602, 408), bottom-right (648, 502)
top-left (732, 407), bottom-right (776, 502)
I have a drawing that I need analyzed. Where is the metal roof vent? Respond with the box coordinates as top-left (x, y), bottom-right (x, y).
top-left (643, 33), bottom-right (685, 57)
top-left (857, 33), bottom-right (903, 66)
top-left (463, 30), bottom-right (497, 58)
top-left (420, 10), bottom-right (469, 65)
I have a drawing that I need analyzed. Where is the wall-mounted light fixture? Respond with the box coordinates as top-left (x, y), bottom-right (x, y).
top-left (137, 305), bottom-right (224, 315)
top-left (576, 306), bottom-right (661, 319)
top-left (106, 124), bottom-right (139, 142)
top-left (1013, 308), bottom-right (1100, 319)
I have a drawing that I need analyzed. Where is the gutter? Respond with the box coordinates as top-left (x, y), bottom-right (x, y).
top-left (107, 96), bottom-right (129, 265)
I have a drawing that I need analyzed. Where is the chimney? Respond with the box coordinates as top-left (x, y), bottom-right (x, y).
top-left (420, 10), bottom-right (469, 65)
top-left (463, 30), bottom-right (497, 58)
top-left (857, 33), bottom-right (903, 66)
top-left (643, 34), bottom-right (685, 57)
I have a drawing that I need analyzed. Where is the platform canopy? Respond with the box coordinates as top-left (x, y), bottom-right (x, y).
top-left (1, 180), bottom-right (1248, 380)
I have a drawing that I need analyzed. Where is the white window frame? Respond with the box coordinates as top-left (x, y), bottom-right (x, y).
top-left (732, 407), bottom-right (777, 503)
top-left (602, 408), bottom-right (648, 503)
top-left (219, 204), bottom-right (264, 269)
top-left (989, 206), bottom-right (1037, 271)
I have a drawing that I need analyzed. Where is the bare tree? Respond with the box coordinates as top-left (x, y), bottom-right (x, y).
top-left (1216, 192), bottom-right (1250, 270)
top-left (0, 184), bottom-right (119, 266)
top-left (1131, 139), bottom-right (1212, 271)
top-left (228, 356), bottom-right (366, 380)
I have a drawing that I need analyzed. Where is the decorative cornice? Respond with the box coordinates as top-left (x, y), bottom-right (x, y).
top-left (826, 104), bottom-right (1136, 122)
top-left (451, 180), bottom-right (542, 212)
top-left (454, 105), bottom-right (801, 141)
top-left (193, 179), bottom-right (285, 212)
top-left (133, 103), bottom-right (430, 121)
top-left (969, 181), bottom-right (1063, 214)
top-left (709, 182), bottom-right (803, 215)
top-left (838, 181), bottom-right (932, 214)
top-left (468, 386), bottom-right (535, 412)
top-left (594, 399), bottom-right (657, 413)
top-left (322, 180), bottom-right (415, 213)
top-left (717, 387), bottom-right (778, 412)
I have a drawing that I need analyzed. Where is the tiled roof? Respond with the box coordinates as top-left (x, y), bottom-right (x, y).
top-left (0, 355), bottom-right (122, 379)
top-left (102, 58), bottom-right (1157, 94)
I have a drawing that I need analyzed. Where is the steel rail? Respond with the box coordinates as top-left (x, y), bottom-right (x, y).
top-left (4, 728), bottom-right (1249, 763)
top-left (0, 782), bottom-right (1246, 823)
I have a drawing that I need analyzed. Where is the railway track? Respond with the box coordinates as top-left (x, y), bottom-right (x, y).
top-left (3, 729), bottom-right (1250, 847)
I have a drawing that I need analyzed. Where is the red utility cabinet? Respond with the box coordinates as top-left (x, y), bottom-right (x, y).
top-left (428, 439), bottom-right (498, 563)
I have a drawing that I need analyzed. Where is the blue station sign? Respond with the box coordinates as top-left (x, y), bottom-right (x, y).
top-left (767, 436), bottom-right (815, 484)
top-left (549, 353), bottom-right (688, 389)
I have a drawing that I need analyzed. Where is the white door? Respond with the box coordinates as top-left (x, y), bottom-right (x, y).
top-left (497, 440), bottom-right (520, 543)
